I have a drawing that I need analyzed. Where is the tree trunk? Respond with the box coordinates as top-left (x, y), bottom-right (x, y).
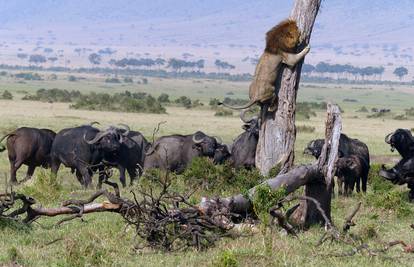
top-left (210, 104), bottom-right (341, 228)
top-left (255, 0), bottom-right (322, 176)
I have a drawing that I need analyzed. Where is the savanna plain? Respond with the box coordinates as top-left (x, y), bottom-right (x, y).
top-left (0, 71), bottom-right (413, 266)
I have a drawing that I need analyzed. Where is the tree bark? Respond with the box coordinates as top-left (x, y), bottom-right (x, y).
top-left (255, 0), bottom-right (322, 176)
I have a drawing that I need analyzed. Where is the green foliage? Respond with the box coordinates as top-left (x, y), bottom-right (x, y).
top-left (356, 106), bottom-right (369, 112)
top-left (0, 90), bottom-right (13, 100)
top-left (22, 88), bottom-right (81, 102)
top-left (19, 170), bottom-right (62, 204)
top-left (68, 75), bottom-right (77, 82)
top-left (252, 184), bottom-right (287, 224)
top-left (70, 91), bottom-right (166, 114)
top-left (123, 77), bottom-right (133, 83)
top-left (215, 108), bottom-right (233, 117)
top-left (215, 250), bottom-right (238, 267)
top-left (209, 98), bottom-right (220, 109)
top-left (174, 96), bottom-right (192, 109)
top-left (267, 164), bottom-right (282, 178)
top-left (366, 164), bottom-right (411, 218)
top-left (0, 71), bottom-right (8, 76)
top-left (157, 93), bottom-right (170, 103)
top-left (105, 77), bottom-right (121, 83)
top-left (297, 125), bottom-right (315, 133)
top-left (182, 157), bottom-right (262, 194)
top-left (368, 164), bottom-right (394, 192)
top-left (14, 72), bottom-right (42, 80)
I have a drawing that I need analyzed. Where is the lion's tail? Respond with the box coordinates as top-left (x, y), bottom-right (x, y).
top-left (218, 100), bottom-right (257, 110)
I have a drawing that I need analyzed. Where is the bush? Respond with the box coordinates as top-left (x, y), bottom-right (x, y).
top-left (157, 93), bottom-right (170, 103)
top-left (68, 75), bottom-right (77, 82)
top-left (0, 90), bottom-right (13, 100)
top-left (105, 77), bottom-right (121, 83)
top-left (70, 91), bottom-right (166, 114)
top-left (405, 107), bottom-right (414, 117)
top-left (20, 170), bottom-right (62, 204)
top-left (356, 106), bottom-right (369, 112)
top-left (181, 157), bottom-right (263, 194)
top-left (123, 77), bottom-right (133, 83)
top-left (252, 184), bottom-right (287, 224)
top-left (175, 96), bottom-right (192, 109)
top-left (209, 98), bottom-right (220, 109)
top-left (22, 88), bottom-right (80, 103)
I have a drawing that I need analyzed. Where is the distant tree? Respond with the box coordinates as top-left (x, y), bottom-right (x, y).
top-left (29, 54), bottom-right (47, 65)
top-left (393, 66), bottom-right (408, 80)
top-left (214, 59), bottom-right (235, 72)
top-left (43, 48), bottom-right (53, 53)
top-left (123, 77), bottom-right (133, 83)
top-left (48, 57), bottom-right (58, 64)
top-left (157, 93), bottom-right (170, 103)
top-left (17, 53), bottom-right (28, 59)
top-left (88, 53), bottom-right (102, 65)
top-left (68, 75), bottom-right (77, 82)
top-left (1, 90), bottom-right (13, 100)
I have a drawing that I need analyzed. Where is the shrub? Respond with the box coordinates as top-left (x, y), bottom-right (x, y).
top-left (22, 88), bottom-right (80, 103)
top-left (123, 77), bottom-right (133, 83)
top-left (158, 93), bottom-right (170, 103)
top-left (70, 91), bottom-right (166, 114)
top-left (20, 170), bottom-right (62, 204)
top-left (405, 107), bottom-right (414, 116)
top-left (368, 164), bottom-right (393, 192)
top-left (252, 184), bottom-right (287, 224)
top-left (356, 106), bottom-right (369, 112)
top-left (175, 96), bottom-right (192, 109)
top-left (0, 90), bottom-right (13, 100)
top-left (209, 98), bottom-right (220, 109)
top-left (68, 75), bottom-right (77, 82)
top-left (0, 71), bottom-right (8, 76)
top-left (105, 77), bottom-right (121, 83)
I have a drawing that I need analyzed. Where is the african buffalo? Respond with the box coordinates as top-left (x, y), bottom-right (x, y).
top-left (229, 110), bottom-right (260, 169)
top-left (213, 144), bottom-right (231, 165)
top-left (143, 131), bottom-right (220, 173)
top-left (381, 129), bottom-right (414, 199)
top-left (304, 133), bottom-right (370, 193)
top-left (103, 127), bottom-right (150, 187)
top-left (0, 127), bottom-right (56, 184)
top-left (336, 155), bottom-right (365, 196)
top-left (50, 125), bottom-right (128, 188)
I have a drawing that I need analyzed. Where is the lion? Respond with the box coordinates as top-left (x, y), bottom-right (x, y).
top-left (219, 19), bottom-right (310, 123)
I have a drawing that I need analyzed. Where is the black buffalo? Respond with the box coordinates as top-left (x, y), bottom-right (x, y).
top-left (304, 133), bottom-right (370, 193)
top-left (229, 110), bottom-right (260, 169)
top-left (0, 127), bottom-right (56, 184)
top-left (50, 125), bottom-right (128, 188)
top-left (336, 155), bottom-right (365, 196)
top-left (103, 128), bottom-right (150, 187)
top-left (144, 131), bottom-right (220, 173)
top-left (381, 129), bottom-right (414, 199)
top-left (213, 143), bottom-right (231, 165)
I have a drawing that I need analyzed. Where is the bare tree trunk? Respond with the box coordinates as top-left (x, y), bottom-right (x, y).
top-left (256, 0), bottom-right (322, 176)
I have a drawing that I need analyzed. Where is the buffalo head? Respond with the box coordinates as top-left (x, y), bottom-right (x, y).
top-left (192, 131), bottom-right (220, 157)
top-left (84, 124), bottom-right (130, 153)
top-left (240, 110), bottom-right (259, 137)
top-left (303, 139), bottom-right (324, 159)
top-left (213, 144), bottom-right (231, 164)
top-left (385, 129), bottom-right (414, 158)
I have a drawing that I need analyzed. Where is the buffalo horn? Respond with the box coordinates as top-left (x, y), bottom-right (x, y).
top-left (213, 136), bottom-right (223, 144)
top-left (84, 130), bottom-right (111, 145)
top-left (118, 123), bottom-right (130, 136)
top-left (384, 132), bottom-right (394, 144)
top-left (192, 133), bottom-right (205, 144)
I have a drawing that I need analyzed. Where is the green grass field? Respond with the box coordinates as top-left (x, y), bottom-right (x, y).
top-left (0, 71), bottom-right (414, 266)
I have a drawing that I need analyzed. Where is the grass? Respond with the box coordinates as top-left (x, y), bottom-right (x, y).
top-left (0, 72), bottom-right (414, 266)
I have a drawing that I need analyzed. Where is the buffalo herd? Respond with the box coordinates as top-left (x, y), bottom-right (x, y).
top-left (1, 115), bottom-right (413, 200)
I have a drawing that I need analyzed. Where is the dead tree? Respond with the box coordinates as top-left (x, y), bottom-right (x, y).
top-left (256, 0), bottom-right (322, 176)
top-left (202, 104), bottom-right (342, 228)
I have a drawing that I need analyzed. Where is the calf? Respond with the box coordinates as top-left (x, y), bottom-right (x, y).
top-left (336, 155), bottom-right (365, 196)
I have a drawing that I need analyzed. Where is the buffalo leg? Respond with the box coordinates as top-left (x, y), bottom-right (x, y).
top-left (408, 182), bottom-right (414, 202)
top-left (337, 176), bottom-right (344, 196)
top-left (75, 169), bottom-right (85, 186)
top-left (118, 166), bottom-right (127, 187)
top-left (79, 168), bottom-right (92, 189)
top-left (355, 176), bottom-right (361, 193)
top-left (23, 165), bottom-right (36, 182)
top-left (50, 158), bottom-right (61, 178)
top-left (127, 167), bottom-right (138, 186)
top-left (9, 159), bottom-right (23, 184)
top-left (361, 170), bottom-right (368, 193)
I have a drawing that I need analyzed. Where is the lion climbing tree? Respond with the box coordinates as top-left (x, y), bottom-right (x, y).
top-left (256, 0), bottom-right (322, 176)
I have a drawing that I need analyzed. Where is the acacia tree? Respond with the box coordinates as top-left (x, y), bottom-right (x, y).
top-left (393, 66), bottom-right (408, 81)
top-left (255, 0), bottom-right (322, 176)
